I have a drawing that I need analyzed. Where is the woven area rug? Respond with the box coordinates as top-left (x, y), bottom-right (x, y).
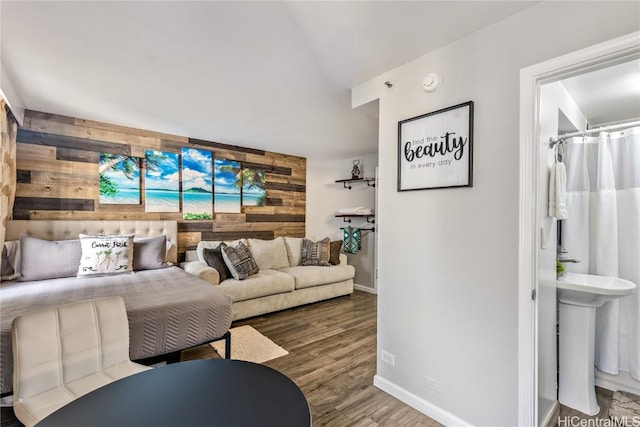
top-left (210, 325), bottom-right (288, 363)
top-left (608, 390), bottom-right (640, 426)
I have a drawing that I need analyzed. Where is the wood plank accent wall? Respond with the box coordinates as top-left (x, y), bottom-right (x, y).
top-left (14, 110), bottom-right (306, 261)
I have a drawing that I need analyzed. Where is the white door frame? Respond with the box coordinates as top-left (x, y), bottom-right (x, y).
top-left (518, 31), bottom-right (640, 426)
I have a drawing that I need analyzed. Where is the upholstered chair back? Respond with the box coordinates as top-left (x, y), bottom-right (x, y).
top-left (12, 296), bottom-right (149, 427)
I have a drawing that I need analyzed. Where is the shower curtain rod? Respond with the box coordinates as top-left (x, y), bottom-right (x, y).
top-left (549, 119), bottom-right (640, 147)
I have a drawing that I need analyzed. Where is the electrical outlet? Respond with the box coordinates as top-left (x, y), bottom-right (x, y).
top-left (424, 376), bottom-right (442, 394)
top-left (381, 350), bottom-right (395, 366)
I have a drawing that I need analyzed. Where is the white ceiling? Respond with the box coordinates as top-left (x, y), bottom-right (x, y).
top-left (561, 58), bottom-right (640, 126)
top-left (1, 1), bottom-right (536, 160)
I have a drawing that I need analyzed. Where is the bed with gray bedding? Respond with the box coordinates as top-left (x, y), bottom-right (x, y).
top-left (0, 220), bottom-right (233, 395)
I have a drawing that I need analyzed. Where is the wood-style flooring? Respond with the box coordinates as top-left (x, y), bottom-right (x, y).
top-left (1, 291), bottom-right (441, 426)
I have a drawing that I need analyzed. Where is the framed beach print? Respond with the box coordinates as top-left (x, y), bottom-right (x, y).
top-left (242, 167), bottom-right (266, 206)
top-left (99, 154), bottom-right (141, 204)
top-left (181, 148), bottom-right (213, 220)
top-left (397, 101), bottom-right (473, 191)
top-left (144, 150), bottom-right (180, 212)
top-left (214, 159), bottom-right (241, 213)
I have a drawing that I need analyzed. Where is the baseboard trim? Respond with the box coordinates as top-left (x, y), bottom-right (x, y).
top-left (542, 401), bottom-right (560, 427)
top-left (354, 284), bottom-right (377, 294)
top-left (373, 375), bottom-right (471, 426)
top-left (595, 369), bottom-right (640, 394)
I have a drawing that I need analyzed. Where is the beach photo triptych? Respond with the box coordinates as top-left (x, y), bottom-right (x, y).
top-left (98, 150), bottom-right (266, 218)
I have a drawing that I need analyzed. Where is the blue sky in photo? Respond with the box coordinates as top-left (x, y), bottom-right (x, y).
top-left (145, 150), bottom-right (179, 191)
top-left (214, 159), bottom-right (241, 194)
top-left (181, 148), bottom-right (212, 192)
top-left (99, 154), bottom-right (140, 190)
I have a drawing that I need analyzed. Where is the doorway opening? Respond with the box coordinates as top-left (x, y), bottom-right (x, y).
top-left (518, 32), bottom-right (640, 427)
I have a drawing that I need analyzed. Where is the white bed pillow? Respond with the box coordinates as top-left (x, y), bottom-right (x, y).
top-left (78, 234), bottom-right (134, 277)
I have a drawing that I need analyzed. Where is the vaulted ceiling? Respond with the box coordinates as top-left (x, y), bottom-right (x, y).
top-left (1, 1), bottom-right (536, 159)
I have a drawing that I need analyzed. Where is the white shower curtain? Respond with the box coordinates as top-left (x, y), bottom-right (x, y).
top-left (563, 128), bottom-right (640, 381)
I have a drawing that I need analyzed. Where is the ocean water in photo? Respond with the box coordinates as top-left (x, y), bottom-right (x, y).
top-left (100, 188), bottom-right (140, 205)
top-left (145, 189), bottom-right (180, 212)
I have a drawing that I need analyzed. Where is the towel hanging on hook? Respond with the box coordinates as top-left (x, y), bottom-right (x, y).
top-left (556, 140), bottom-right (565, 163)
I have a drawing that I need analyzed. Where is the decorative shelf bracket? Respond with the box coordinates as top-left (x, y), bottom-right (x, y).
top-left (335, 177), bottom-right (375, 190)
top-left (342, 217), bottom-right (352, 223)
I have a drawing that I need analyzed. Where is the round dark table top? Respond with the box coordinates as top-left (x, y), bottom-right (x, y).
top-left (35, 359), bottom-right (311, 427)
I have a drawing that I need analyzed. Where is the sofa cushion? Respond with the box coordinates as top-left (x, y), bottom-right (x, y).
top-left (218, 270), bottom-right (295, 302)
top-left (196, 239), bottom-right (247, 264)
top-left (78, 234), bottom-right (134, 278)
top-left (202, 244), bottom-right (231, 282)
top-left (300, 237), bottom-right (330, 266)
top-left (283, 237), bottom-right (302, 267)
top-left (279, 265), bottom-right (355, 290)
top-left (329, 240), bottom-right (343, 265)
top-left (133, 236), bottom-right (168, 271)
top-left (221, 242), bottom-right (259, 280)
top-left (20, 236), bottom-right (82, 281)
top-left (248, 237), bottom-right (289, 271)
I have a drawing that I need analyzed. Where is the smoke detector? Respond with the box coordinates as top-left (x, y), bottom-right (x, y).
top-left (423, 73), bottom-right (443, 92)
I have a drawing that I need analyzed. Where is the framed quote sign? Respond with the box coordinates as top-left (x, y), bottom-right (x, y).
top-left (397, 101), bottom-right (473, 191)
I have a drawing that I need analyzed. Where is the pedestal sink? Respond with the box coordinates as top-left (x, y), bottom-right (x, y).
top-left (557, 273), bottom-right (636, 415)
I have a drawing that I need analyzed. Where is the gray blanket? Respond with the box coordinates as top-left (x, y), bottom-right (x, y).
top-left (0, 266), bottom-right (232, 394)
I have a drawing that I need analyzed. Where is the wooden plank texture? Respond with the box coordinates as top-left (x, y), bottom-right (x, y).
top-left (17, 129), bottom-right (131, 155)
top-left (14, 197), bottom-right (94, 211)
top-left (13, 110), bottom-right (306, 255)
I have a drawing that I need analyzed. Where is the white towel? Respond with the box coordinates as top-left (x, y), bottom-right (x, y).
top-left (337, 206), bottom-right (373, 215)
top-left (548, 160), bottom-right (568, 219)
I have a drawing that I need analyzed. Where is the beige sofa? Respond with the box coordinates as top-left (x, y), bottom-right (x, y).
top-left (181, 237), bottom-right (355, 320)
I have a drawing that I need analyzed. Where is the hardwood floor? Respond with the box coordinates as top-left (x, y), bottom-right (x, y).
top-left (1, 291), bottom-right (441, 426)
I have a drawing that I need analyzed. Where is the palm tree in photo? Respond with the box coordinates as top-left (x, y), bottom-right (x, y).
top-left (242, 168), bottom-right (266, 206)
top-left (99, 152), bottom-right (167, 196)
top-left (216, 162), bottom-right (242, 190)
top-left (242, 169), bottom-right (266, 191)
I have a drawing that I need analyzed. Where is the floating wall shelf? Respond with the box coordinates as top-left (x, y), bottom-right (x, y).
top-left (334, 177), bottom-right (375, 189)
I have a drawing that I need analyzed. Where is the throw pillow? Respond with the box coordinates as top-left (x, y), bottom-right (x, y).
top-left (196, 239), bottom-right (247, 264)
top-left (300, 237), bottom-right (331, 266)
top-left (203, 244), bottom-right (231, 282)
top-left (329, 240), bottom-right (343, 265)
top-left (1, 245), bottom-right (13, 278)
top-left (283, 237), bottom-right (303, 267)
top-left (247, 237), bottom-right (289, 270)
top-left (221, 241), bottom-right (259, 280)
top-left (20, 235), bottom-right (82, 281)
top-left (1, 240), bottom-right (21, 281)
top-left (133, 236), bottom-right (168, 271)
top-left (78, 234), bottom-right (134, 278)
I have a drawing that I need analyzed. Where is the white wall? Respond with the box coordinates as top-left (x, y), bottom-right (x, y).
top-left (352, 2), bottom-right (640, 426)
top-left (538, 82), bottom-right (587, 425)
top-left (1, 60), bottom-right (25, 124)
top-left (306, 153), bottom-right (378, 289)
